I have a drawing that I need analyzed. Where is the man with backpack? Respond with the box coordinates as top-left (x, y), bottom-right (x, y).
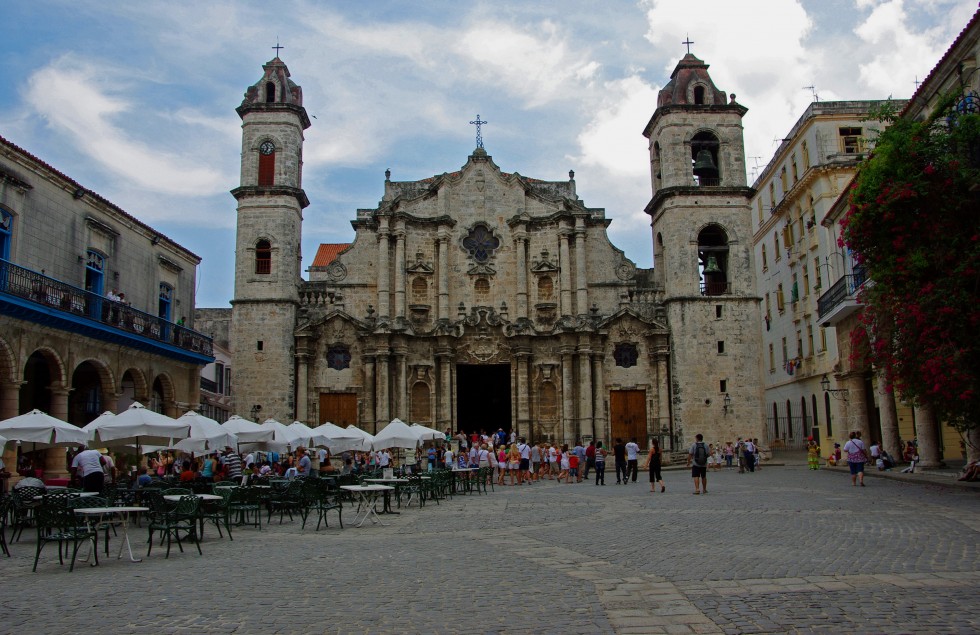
top-left (686, 433), bottom-right (709, 495)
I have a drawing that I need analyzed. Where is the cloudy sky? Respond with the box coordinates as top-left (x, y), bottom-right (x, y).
top-left (1, 0), bottom-right (974, 308)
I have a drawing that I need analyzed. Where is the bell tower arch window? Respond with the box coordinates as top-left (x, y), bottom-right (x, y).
top-left (693, 85), bottom-right (706, 104)
top-left (691, 131), bottom-right (720, 186)
top-left (255, 239), bottom-right (272, 274)
top-left (265, 82), bottom-right (276, 103)
top-left (258, 141), bottom-right (276, 186)
top-left (698, 224), bottom-right (729, 296)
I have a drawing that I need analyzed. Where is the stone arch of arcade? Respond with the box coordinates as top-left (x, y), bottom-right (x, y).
top-left (119, 367), bottom-right (150, 411)
top-left (150, 372), bottom-right (177, 417)
top-left (20, 347), bottom-right (67, 418)
top-left (67, 358), bottom-right (115, 427)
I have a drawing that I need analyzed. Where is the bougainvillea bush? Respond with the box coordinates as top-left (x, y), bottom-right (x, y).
top-left (842, 95), bottom-right (980, 431)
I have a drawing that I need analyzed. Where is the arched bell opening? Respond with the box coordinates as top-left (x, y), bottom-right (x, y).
top-left (691, 131), bottom-right (721, 186)
top-left (698, 225), bottom-right (729, 296)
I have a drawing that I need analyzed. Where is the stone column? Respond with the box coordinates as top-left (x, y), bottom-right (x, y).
top-left (377, 219), bottom-right (391, 318)
top-left (376, 351), bottom-right (390, 431)
top-left (393, 224), bottom-right (406, 319)
top-left (184, 366), bottom-right (199, 416)
top-left (656, 350), bottom-right (671, 449)
top-left (577, 344), bottom-right (593, 442)
top-left (558, 226), bottom-right (573, 316)
top-left (1, 381), bottom-right (21, 488)
top-left (560, 346), bottom-right (574, 445)
top-left (393, 345), bottom-right (408, 419)
top-left (295, 351), bottom-right (310, 423)
top-left (515, 348), bottom-right (531, 438)
top-left (592, 352), bottom-right (605, 443)
top-left (45, 385), bottom-right (71, 478)
top-left (514, 232), bottom-right (529, 320)
top-left (913, 404), bottom-right (944, 468)
top-left (363, 355), bottom-right (376, 429)
top-left (436, 348), bottom-right (453, 431)
top-left (840, 373), bottom-right (870, 442)
top-left (574, 219), bottom-right (588, 315)
top-left (874, 375), bottom-right (901, 462)
top-left (437, 231), bottom-right (450, 321)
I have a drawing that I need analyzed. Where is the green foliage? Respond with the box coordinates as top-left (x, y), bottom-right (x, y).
top-left (842, 91), bottom-right (980, 430)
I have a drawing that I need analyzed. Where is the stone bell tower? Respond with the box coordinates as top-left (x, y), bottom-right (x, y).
top-left (643, 53), bottom-right (764, 444)
top-left (230, 56), bottom-right (311, 422)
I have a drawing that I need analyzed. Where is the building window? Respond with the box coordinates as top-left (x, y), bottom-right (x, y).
top-left (158, 283), bottom-right (173, 321)
top-left (715, 305), bottom-right (723, 319)
top-left (462, 223), bottom-right (500, 264)
top-left (327, 345), bottom-right (352, 371)
top-left (614, 343), bottom-right (639, 368)
top-left (801, 140), bottom-right (810, 169)
top-left (776, 284), bottom-right (785, 312)
top-left (774, 232), bottom-right (781, 261)
top-left (215, 362), bottom-right (225, 395)
top-left (813, 257), bottom-right (822, 291)
top-left (768, 343), bottom-right (775, 372)
top-left (839, 127), bottom-right (864, 154)
top-left (720, 379), bottom-right (727, 393)
top-left (825, 393), bottom-right (833, 436)
top-left (717, 341), bottom-right (725, 354)
top-left (258, 141), bottom-right (276, 186)
top-left (224, 367), bottom-right (231, 396)
top-left (791, 155), bottom-right (798, 183)
top-left (691, 131), bottom-right (720, 185)
top-left (781, 337), bottom-right (788, 365)
top-left (757, 198), bottom-right (763, 224)
top-left (257, 340), bottom-right (263, 351)
top-left (537, 276), bottom-right (554, 301)
top-left (802, 264), bottom-right (810, 298)
top-left (85, 250), bottom-right (105, 296)
top-left (796, 329), bottom-right (803, 358)
top-left (693, 85), bottom-right (706, 104)
top-left (765, 293), bottom-right (771, 319)
top-left (255, 240), bottom-right (271, 274)
top-left (791, 273), bottom-right (799, 302)
top-left (819, 327), bottom-right (827, 352)
top-left (806, 323), bottom-right (814, 357)
top-left (761, 245), bottom-right (768, 271)
top-left (265, 81), bottom-right (276, 103)
top-left (769, 183), bottom-right (776, 210)
top-left (411, 277), bottom-right (428, 304)
top-left (780, 166), bottom-right (788, 193)
top-left (0, 208), bottom-right (11, 260)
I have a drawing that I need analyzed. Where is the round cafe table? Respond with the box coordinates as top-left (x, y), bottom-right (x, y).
top-left (340, 484), bottom-right (394, 527)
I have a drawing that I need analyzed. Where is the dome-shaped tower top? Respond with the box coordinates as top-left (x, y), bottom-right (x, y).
top-left (657, 54), bottom-right (728, 107)
top-left (236, 57), bottom-right (310, 128)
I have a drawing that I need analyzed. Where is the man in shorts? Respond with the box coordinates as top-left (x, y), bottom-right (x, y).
top-left (686, 433), bottom-right (709, 495)
top-left (517, 438), bottom-right (532, 484)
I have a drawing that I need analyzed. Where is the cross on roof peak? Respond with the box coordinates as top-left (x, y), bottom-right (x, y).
top-left (469, 114), bottom-right (487, 149)
top-left (272, 39), bottom-right (284, 57)
top-left (683, 35), bottom-right (694, 55)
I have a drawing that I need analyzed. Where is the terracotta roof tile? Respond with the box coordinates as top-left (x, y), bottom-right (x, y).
top-left (311, 243), bottom-right (351, 267)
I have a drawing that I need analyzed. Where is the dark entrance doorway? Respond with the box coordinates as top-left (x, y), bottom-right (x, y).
top-left (456, 364), bottom-right (511, 435)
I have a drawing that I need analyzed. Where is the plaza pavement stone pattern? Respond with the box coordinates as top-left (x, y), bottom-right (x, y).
top-left (4, 465), bottom-right (977, 634)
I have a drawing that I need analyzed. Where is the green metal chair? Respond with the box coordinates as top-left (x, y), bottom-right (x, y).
top-left (146, 494), bottom-right (201, 558)
top-left (32, 502), bottom-right (98, 572)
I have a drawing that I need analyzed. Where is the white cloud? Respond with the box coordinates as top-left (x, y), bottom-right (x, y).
top-left (24, 55), bottom-right (227, 196)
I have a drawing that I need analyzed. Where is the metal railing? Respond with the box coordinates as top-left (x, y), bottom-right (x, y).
top-left (700, 281), bottom-right (732, 296)
top-left (200, 376), bottom-right (218, 393)
top-left (817, 267), bottom-right (866, 318)
top-left (0, 259), bottom-right (212, 357)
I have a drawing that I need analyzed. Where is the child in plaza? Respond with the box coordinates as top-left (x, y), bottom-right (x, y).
top-left (807, 438), bottom-right (821, 470)
top-left (567, 451), bottom-right (579, 484)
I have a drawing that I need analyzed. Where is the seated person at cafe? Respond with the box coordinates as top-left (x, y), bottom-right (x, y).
top-left (137, 467), bottom-right (154, 488)
top-left (179, 460), bottom-right (196, 482)
top-left (259, 461), bottom-right (273, 476)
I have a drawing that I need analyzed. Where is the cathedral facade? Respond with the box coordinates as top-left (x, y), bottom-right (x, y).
top-left (229, 55), bottom-right (764, 449)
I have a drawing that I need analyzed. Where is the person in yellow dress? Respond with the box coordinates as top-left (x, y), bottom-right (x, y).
top-left (807, 438), bottom-right (821, 470)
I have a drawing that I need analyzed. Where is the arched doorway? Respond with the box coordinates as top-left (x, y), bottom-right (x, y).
top-left (68, 361), bottom-right (106, 427)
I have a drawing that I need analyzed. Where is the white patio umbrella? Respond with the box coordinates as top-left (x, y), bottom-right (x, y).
top-left (88, 402), bottom-right (190, 455)
top-left (312, 422), bottom-right (367, 452)
top-left (410, 423), bottom-right (445, 442)
top-left (371, 418), bottom-right (421, 450)
top-left (343, 425), bottom-right (375, 451)
top-left (173, 411), bottom-right (238, 453)
top-left (237, 418), bottom-right (302, 452)
top-left (0, 409), bottom-right (90, 448)
top-left (82, 411), bottom-right (115, 435)
top-left (221, 415), bottom-right (275, 444)
top-left (287, 421), bottom-right (331, 448)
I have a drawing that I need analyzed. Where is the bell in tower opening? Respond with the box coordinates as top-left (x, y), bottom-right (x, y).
top-left (691, 131), bottom-right (720, 185)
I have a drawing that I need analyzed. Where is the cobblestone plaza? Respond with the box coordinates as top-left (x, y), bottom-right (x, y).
top-left (5, 465), bottom-right (978, 634)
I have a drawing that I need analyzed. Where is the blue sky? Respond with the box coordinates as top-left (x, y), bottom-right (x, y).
top-left (1, 0), bottom-right (974, 308)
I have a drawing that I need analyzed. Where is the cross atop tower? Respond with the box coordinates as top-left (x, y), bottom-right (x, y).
top-left (470, 114), bottom-right (487, 149)
top-left (272, 39), bottom-right (284, 57)
top-left (683, 35), bottom-right (694, 55)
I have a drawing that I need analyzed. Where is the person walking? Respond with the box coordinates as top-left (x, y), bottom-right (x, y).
top-left (573, 440), bottom-right (586, 483)
top-left (742, 438), bottom-right (756, 473)
top-left (583, 440), bottom-right (596, 481)
top-left (643, 438), bottom-right (665, 493)
top-left (594, 441), bottom-right (607, 485)
top-left (843, 431), bottom-right (869, 487)
top-left (625, 437), bottom-right (640, 483)
top-left (687, 433), bottom-right (709, 495)
top-left (613, 438), bottom-right (627, 484)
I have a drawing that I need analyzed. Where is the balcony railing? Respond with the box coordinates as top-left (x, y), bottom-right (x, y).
top-left (694, 177), bottom-right (721, 187)
top-left (699, 281), bottom-right (732, 296)
top-left (817, 267), bottom-right (866, 320)
top-left (0, 259), bottom-right (212, 358)
top-left (200, 376), bottom-right (218, 393)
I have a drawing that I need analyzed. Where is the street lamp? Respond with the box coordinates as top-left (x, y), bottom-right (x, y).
top-left (723, 393), bottom-right (732, 415)
top-left (820, 374), bottom-right (849, 401)
top-left (249, 404), bottom-right (262, 422)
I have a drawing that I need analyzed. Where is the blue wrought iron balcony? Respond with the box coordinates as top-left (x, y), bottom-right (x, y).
top-left (817, 266), bottom-right (867, 327)
top-left (0, 259), bottom-right (213, 364)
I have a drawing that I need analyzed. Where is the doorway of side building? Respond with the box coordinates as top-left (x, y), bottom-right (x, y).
top-left (455, 364), bottom-right (511, 436)
top-left (610, 389), bottom-right (647, 446)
